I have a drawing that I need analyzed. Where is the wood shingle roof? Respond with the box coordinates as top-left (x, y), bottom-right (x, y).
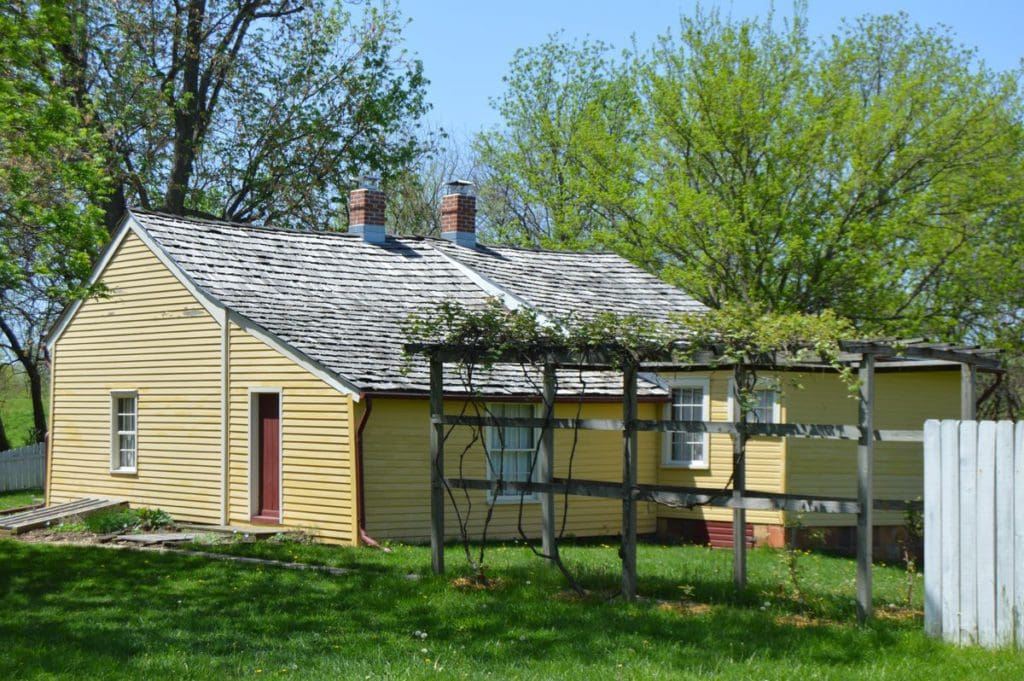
top-left (132, 210), bottom-right (705, 397)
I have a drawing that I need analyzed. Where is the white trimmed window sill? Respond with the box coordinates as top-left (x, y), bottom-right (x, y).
top-left (660, 462), bottom-right (710, 471)
top-left (109, 468), bottom-right (137, 476)
top-left (487, 495), bottom-right (541, 505)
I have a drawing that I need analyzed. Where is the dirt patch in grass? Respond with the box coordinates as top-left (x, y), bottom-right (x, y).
top-left (772, 612), bottom-right (840, 628)
top-left (17, 527), bottom-right (102, 544)
top-left (451, 575), bottom-right (506, 591)
top-left (876, 605), bottom-right (921, 622)
top-left (656, 599), bottom-right (715, 616)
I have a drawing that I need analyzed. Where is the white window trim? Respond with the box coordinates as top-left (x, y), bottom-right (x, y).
top-left (248, 387), bottom-right (284, 521)
top-left (661, 377), bottom-right (711, 470)
top-left (484, 403), bottom-right (541, 504)
top-left (726, 377), bottom-right (782, 424)
top-left (109, 390), bottom-right (138, 474)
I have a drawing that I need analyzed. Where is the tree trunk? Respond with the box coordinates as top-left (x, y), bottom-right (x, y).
top-left (23, 358), bottom-right (48, 444)
top-left (0, 317), bottom-right (47, 444)
top-left (163, 0), bottom-right (206, 214)
top-left (0, 413), bottom-right (11, 452)
top-left (102, 180), bottom-right (128, 236)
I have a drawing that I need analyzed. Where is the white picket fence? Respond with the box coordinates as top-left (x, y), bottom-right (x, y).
top-left (0, 442), bottom-right (45, 492)
top-left (924, 420), bottom-right (1023, 648)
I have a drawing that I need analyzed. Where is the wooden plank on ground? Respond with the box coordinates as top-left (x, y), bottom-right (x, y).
top-left (0, 498), bottom-right (127, 535)
top-left (117, 533), bottom-right (196, 545)
top-left (175, 523), bottom-right (287, 538)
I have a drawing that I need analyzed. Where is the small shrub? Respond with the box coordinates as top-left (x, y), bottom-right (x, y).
top-left (135, 507), bottom-right (174, 531)
top-left (84, 508), bottom-right (141, 534)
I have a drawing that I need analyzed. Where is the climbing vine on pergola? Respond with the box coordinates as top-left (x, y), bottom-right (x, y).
top-left (404, 300), bottom-right (1000, 622)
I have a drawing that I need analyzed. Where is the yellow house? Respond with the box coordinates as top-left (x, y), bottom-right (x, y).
top-left (45, 183), bottom-right (965, 549)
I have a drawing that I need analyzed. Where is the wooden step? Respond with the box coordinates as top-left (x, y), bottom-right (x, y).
top-left (0, 498), bottom-right (128, 535)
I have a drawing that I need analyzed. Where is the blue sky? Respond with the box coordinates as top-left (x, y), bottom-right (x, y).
top-left (396, 0), bottom-right (1024, 136)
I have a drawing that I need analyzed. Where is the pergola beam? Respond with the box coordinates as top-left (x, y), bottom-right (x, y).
top-left (445, 477), bottom-right (921, 514)
top-left (433, 414), bottom-right (925, 442)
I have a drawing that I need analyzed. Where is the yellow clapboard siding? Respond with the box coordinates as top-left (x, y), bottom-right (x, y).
top-left (362, 398), bottom-right (660, 542)
top-left (226, 323), bottom-right (357, 544)
top-left (652, 371), bottom-right (783, 526)
top-left (48, 232), bottom-right (223, 521)
top-left (49, 230), bottom-right (359, 544)
top-left (784, 369), bottom-right (960, 527)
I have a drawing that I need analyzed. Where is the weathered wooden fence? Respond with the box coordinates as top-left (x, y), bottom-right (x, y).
top-left (0, 443), bottom-right (45, 492)
top-left (924, 420), bottom-right (1023, 648)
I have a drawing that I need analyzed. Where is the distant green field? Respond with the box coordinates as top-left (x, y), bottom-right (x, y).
top-left (0, 366), bottom-right (46, 449)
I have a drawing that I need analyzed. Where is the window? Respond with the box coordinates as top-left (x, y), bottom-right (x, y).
top-left (486, 403), bottom-right (537, 501)
top-left (750, 388), bottom-right (779, 424)
top-left (110, 392), bottom-right (138, 473)
top-left (727, 379), bottom-right (781, 424)
top-left (663, 379), bottom-right (710, 468)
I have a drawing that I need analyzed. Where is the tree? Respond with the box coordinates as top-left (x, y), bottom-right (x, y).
top-left (1, 1), bottom-right (109, 444)
top-left (61, 0), bottom-right (431, 231)
top-left (475, 35), bottom-right (643, 249)
top-left (383, 128), bottom-right (478, 237)
top-left (479, 9), bottom-right (1024, 350)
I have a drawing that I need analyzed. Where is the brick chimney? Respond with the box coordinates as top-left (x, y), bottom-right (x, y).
top-left (440, 180), bottom-right (476, 248)
top-left (348, 176), bottom-right (386, 243)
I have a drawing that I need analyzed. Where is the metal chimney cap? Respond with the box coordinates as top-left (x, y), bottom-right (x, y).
top-left (443, 179), bottom-right (475, 196)
top-left (350, 175), bottom-right (381, 191)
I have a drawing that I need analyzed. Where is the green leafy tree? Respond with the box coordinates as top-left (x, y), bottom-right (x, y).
top-left (480, 9), bottom-right (1024, 353)
top-left (475, 35), bottom-right (643, 248)
top-left (1, 1), bottom-right (109, 444)
top-left (59, 0), bottom-right (431, 231)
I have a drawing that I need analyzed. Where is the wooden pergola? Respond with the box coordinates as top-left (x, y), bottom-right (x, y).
top-left (408, 340), bottom-right (1001, 622)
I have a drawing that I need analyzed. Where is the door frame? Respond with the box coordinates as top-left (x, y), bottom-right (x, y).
top-left (248, 387), bottom-right (283, 521)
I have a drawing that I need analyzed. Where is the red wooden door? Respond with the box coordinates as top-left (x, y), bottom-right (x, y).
top-left (256, 393), bottom-right (280, 521)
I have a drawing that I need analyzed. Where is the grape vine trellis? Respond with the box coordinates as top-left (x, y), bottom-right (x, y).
top-left (403, 299), bottom-right (1000, 622)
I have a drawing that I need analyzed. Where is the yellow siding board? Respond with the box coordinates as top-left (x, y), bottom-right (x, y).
top-left (49, 230), bottom-right (358, 543)
top-left (784, 369), bottom-right (959, 527)
top-left (363, 398), bottom-right (660, 542)
top-left (653, 371), bottom-right (784, 526)
top-left (226, 323), bottom-right (357, 544)
top-left (49, 232), bottom-right (222, 520)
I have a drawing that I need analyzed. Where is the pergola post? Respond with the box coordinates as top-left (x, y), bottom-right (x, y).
top-left (429, 355), bottom-right (445, 575)
top-left (621, 360), bottom-right (639, 600)
top-left (732, 376), bottom-right (748, 590)
top-left (856, 353), bottom-right (876, 623)
top-left (539, 363), bottom-right (558, 561)
top-left (961, 363), bottom-right (977, 420)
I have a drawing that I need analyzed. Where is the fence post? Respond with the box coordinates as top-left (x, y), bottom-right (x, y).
top-left (856, 353), bottom-right (875, 623)
top-left (959, 421), bottom-right (979, 644)
top-left (1015, 422), bottom-right (1024, 649)
top-left (621, 360), bottom-right (638, 601)
top-left (429, 356), bottom-right (445, 575)
top-left (732, 371), bottom-right (747, 590)
top-left (539, 363), bottom-right (558, 561)
top-left (940, 420), bottom-right (961, 644)
top-left (994, 420), bottom-right (1014, 647)
top-left (923, 420), bottom-right (942, 638)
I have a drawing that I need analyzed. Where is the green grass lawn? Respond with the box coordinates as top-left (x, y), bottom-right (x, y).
top-left (0, 488), bottom-right (44, 511)
top-left (1, 538), bottom-right (1021, 680)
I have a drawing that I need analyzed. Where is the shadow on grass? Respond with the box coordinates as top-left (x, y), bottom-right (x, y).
top-left (0, 539), bottom-right (991, 679)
